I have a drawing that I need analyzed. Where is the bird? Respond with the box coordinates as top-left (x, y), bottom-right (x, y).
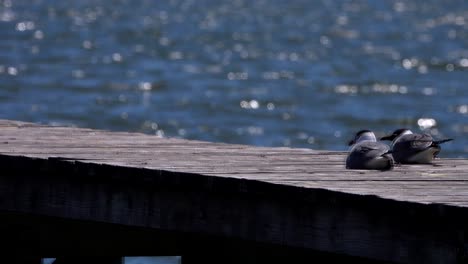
top-left (380, 128), bottom-right (453, 164)
top-left (346, 130), bottom-right (394, 170)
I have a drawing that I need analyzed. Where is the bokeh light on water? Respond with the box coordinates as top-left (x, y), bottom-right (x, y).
top-left (0, 0), bottom-right (467, 157)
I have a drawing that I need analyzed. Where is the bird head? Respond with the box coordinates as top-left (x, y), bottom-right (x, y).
top-left (348, 130), bottom-right (376, 146)
top-left (380, 128), bottom-right (412, 141)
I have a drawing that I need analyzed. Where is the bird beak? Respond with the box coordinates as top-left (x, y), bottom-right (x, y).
top-left (380, 135), bottom-right (393, 141)
top-left (348, 139), bottom-right (355, 146)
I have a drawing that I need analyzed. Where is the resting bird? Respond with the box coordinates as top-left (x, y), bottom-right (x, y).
top-left (380, 128), bottom-right (453, 164)
top-left (346, 130), bottom-right (394, 170)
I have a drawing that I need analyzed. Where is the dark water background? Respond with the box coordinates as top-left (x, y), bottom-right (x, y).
top-left (1, 0), bottom-right (467, 157)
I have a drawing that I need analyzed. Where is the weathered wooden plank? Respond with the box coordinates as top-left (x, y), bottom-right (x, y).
top-left (0, 123), bottom-right (464, 191)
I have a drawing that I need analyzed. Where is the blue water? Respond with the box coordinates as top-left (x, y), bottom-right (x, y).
top-left (0, 0), bottom-right (467, 157)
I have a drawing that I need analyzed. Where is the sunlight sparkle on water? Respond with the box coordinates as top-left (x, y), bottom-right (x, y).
top-left (460, 58), bottom-right (468, 67)
top-left (228, 72), bottom-right (248, 80)
top-left (417, 64), bottom-right (428, 74)
top-left (7, 66), bottom-right (18, 75)
top-left (156, 130), bottom-right (165, 138)
top-left (372, 84), bottom-right (407, 94)
top-left (169, 51), bottom-right (183, 60)
top-left (240, 100), bottom-right (259, 109)
top-left (112, 53), bottom-right (123, 62)
top-left (139, 82), bottom-right (152, 91)
top-left (16, 21), bottom-right (34, 31)
top-left (402, 58), bottom-right (418, 70)
top-left (422, 87), bottom-right (435, 96)
top-left (72, 69), bottom-right (85, 79)
top-left (34, 30), bottom-right (44, 39)
top-left (445, 64), bottom-right (455, 72)
top-left (82, 40), bottom-right (93, 49)
top-left (267, 103), bottom-right (275, 111)
top-left (335, 85), bottom-right (358, 94)
top-left (417, 118), bottom-right (437, 130)
top-left (457, 105), bottom-right (468, 114)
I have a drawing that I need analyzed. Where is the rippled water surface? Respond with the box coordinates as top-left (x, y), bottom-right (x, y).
top-left (1, 0), bottom-right (467, 157)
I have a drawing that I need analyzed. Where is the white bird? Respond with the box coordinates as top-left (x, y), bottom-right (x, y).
top-left (346, 130), bottom-right (394, 170)
top-left (380, 128), bottom-right (453, 164)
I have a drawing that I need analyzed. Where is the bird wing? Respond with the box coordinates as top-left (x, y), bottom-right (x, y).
top-left (352, 141), bottom-right (391, 159)
top-left (346, 141), bottom-right (392, 169)
top-left (393, 133), bottom-right (433, 154)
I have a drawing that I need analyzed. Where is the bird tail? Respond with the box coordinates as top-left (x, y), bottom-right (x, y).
top-left (433, 138), bottom-right (454, 145)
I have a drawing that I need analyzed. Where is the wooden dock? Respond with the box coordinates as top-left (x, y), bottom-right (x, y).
top-left (0, 119), bottom-right (467, 264)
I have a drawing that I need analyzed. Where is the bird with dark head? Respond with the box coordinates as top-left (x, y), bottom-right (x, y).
top-left (346, 130), bottom-right (394, 171)
top-left (380, 128), bottom-right (453, 164)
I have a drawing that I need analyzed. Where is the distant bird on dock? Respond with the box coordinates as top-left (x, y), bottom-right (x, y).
top-left (380, 128), bottom-right (453, 164)
top-left (346, 130), bottom-right (394, 170)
